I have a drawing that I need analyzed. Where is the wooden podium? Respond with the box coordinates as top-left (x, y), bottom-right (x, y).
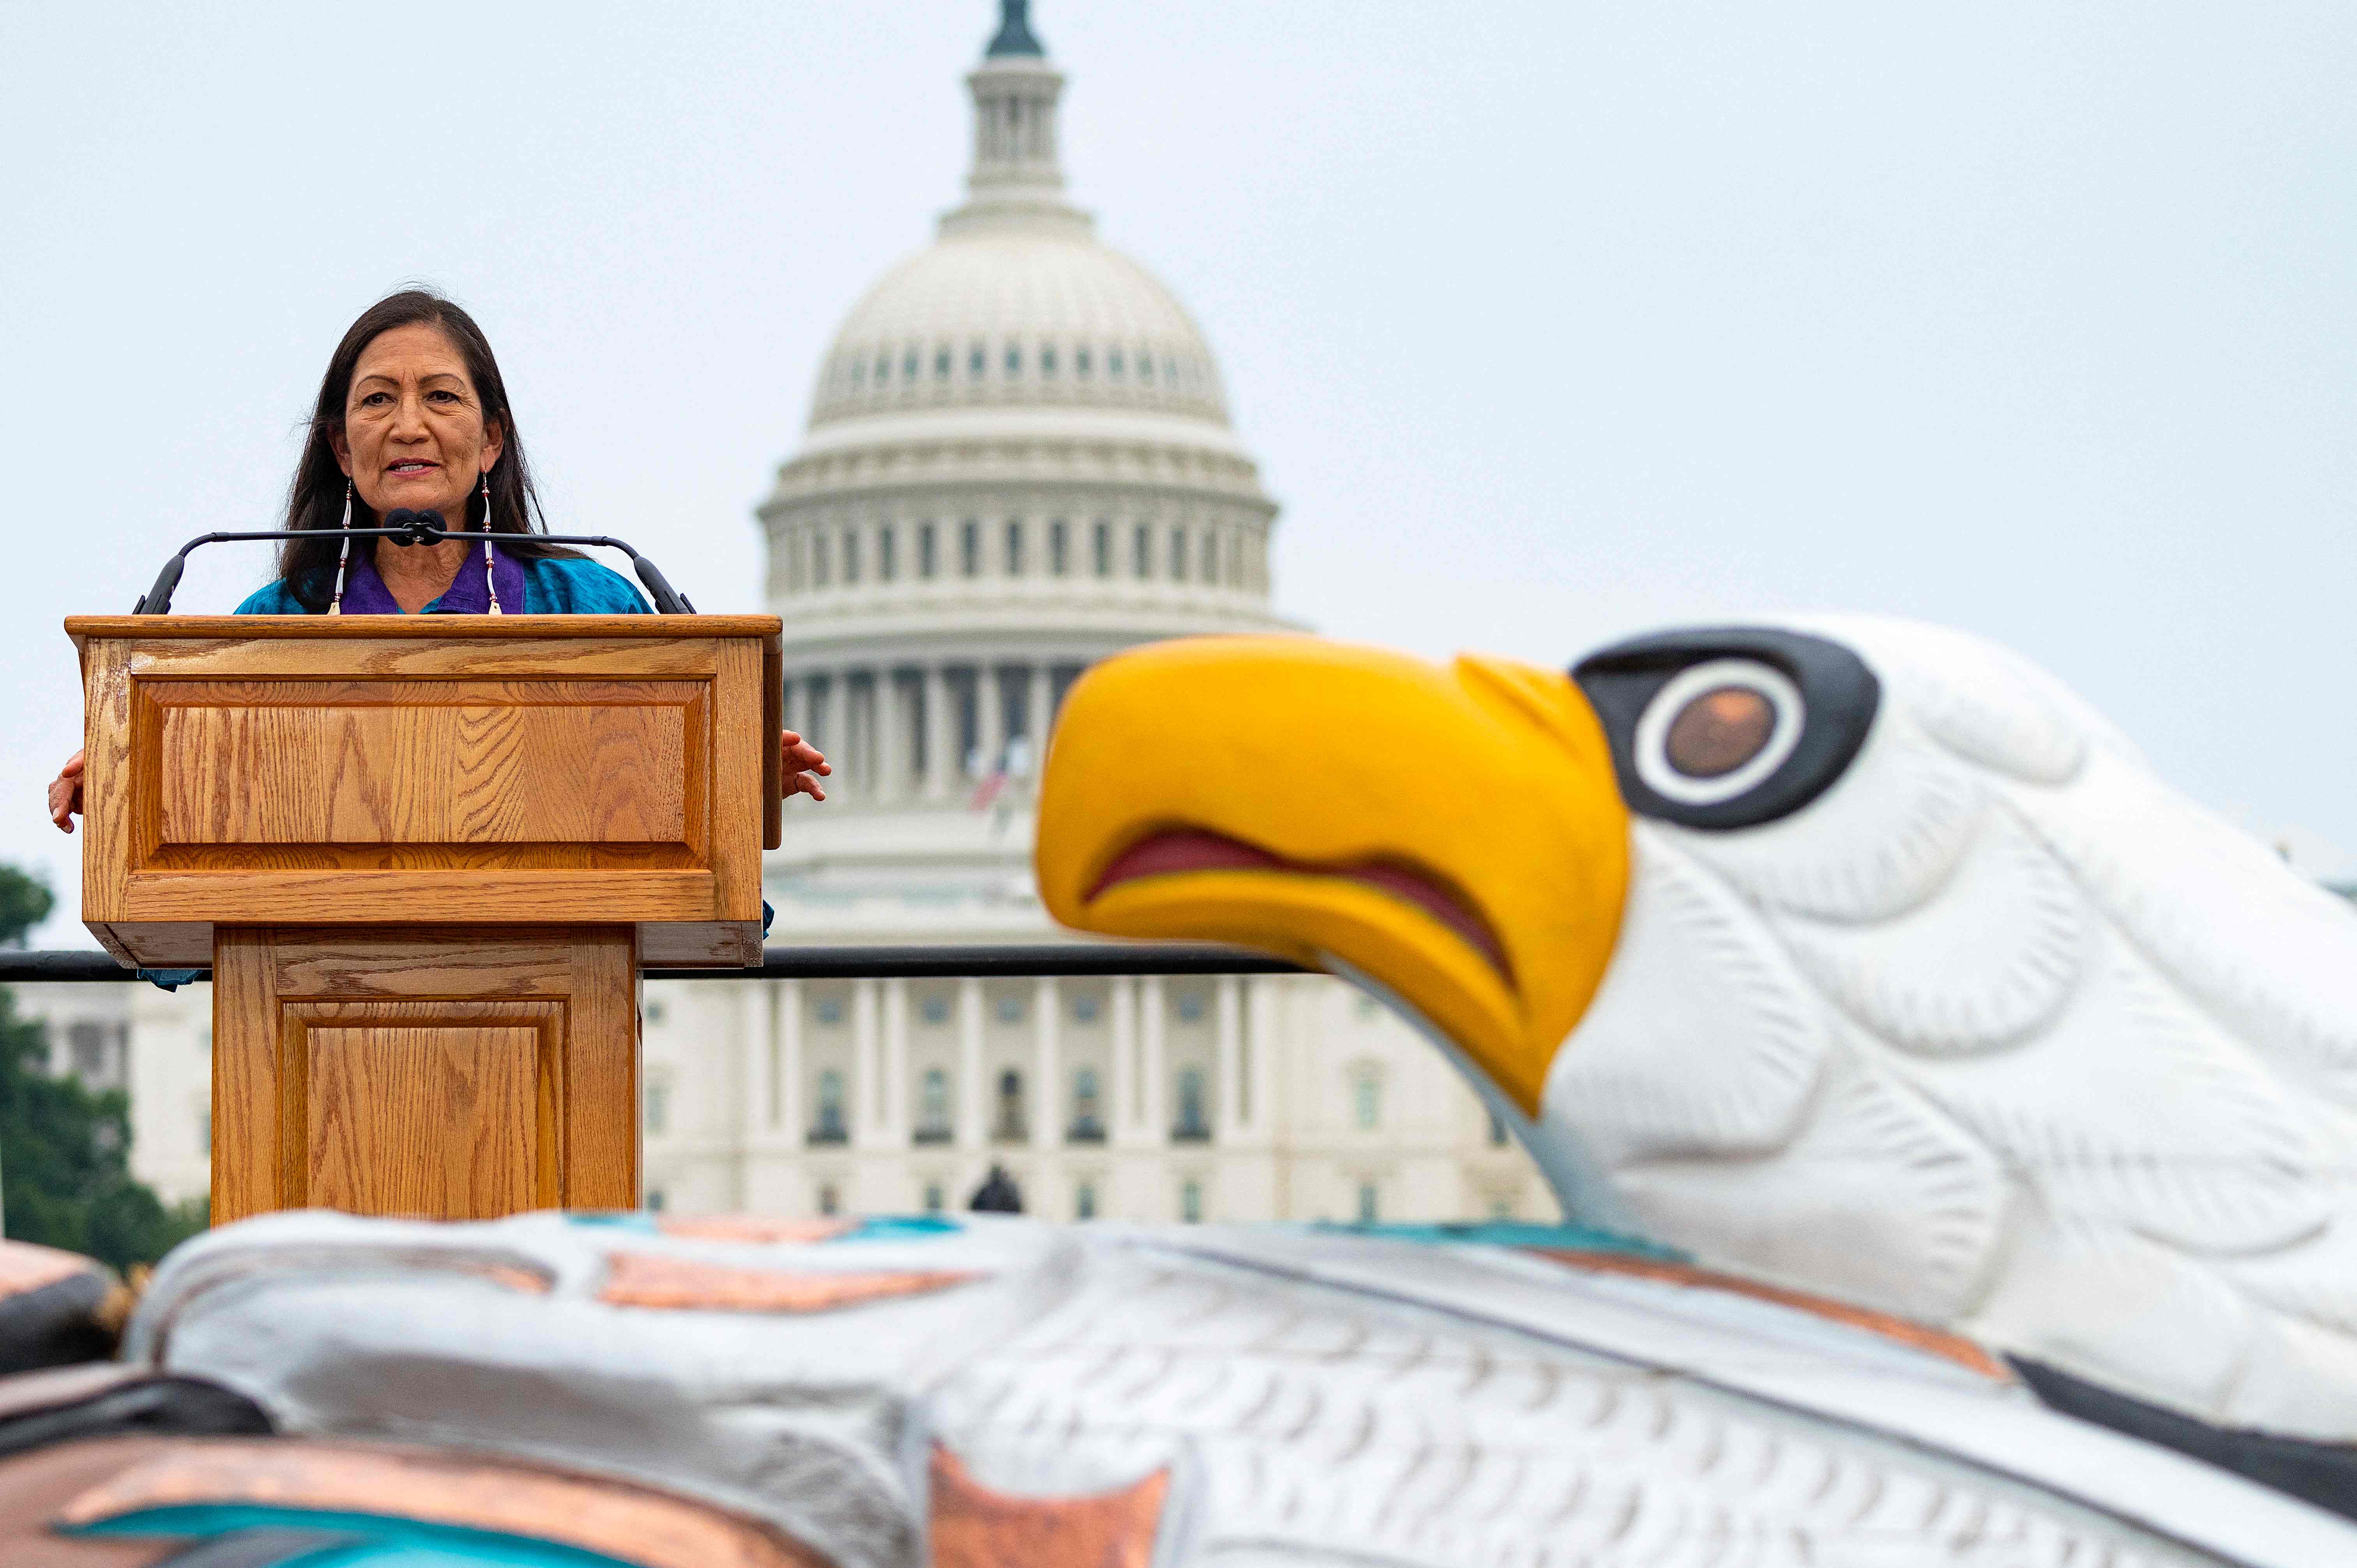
top-left (68, 615), bottom-right (783, 1226)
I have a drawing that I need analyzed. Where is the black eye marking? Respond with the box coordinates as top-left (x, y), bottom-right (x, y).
top-left (1572, 627), bottom-right (1880, 831)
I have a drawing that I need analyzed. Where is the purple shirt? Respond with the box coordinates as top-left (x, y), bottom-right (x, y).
top-left (337, 539), bottom-right (528, 614)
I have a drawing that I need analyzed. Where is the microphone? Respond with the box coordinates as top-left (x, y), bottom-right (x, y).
top-left (134, 520), bottom-right (699, 615)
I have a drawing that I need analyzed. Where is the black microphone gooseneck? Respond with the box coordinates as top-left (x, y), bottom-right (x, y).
top-left (134, 516), bottom-right (697, 615)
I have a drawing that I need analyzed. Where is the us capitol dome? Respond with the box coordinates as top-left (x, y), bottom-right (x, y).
top-left (757, 0), bottom-right (1294, 937)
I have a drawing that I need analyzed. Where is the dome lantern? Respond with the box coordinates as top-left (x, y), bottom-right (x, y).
top-left (946, 2), bottom-right (1087, 240)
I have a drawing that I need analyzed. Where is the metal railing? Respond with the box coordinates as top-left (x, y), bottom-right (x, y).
top-left (0, 944), bottom-right (1309, 985)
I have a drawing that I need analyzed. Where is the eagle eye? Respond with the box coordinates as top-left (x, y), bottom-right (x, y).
top-left (1665, 687), bottom-right (1775, 778)
top-left (1633, 660), bottom-right (1804, 805)
top-left (1571, 627), bottom-right (1880, 831)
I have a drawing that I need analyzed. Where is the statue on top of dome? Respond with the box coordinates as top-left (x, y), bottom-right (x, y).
top-left (986, 0), bottom-right (1045, 60)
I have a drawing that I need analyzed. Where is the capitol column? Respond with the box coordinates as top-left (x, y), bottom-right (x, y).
top-left (924, 664), bottom-right (953, 800)
top-left (734, 980), bottom-right (771, 1209)
top-left (1139, 976), bottom-right (1168, 1144)
top-left (882, 979), bottom-right (911, 1145)
top-left (1109, 978), bottom-right (1138, 1147)
top-left (1214, 975), bottom-right (1242, 1144)
top-left (977, 665), bottom-right (1005, 779)
top-left (776, 978), bottom-right (804, 1141)
top-left (1026, 662), bottom-right (1053, 775)
top-left (851, 978), bottom-right (882, 1148)
top-left (955, 978), bottom-right (985, 1150)
top-left (1030, 978), bottom-right (1059, 1153)
top-left (878, 669), bottom-right (910, 802)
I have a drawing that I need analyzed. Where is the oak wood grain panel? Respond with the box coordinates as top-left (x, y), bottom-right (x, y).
top-left (565, 929), bottom-right (639, 1210)
top-left (153, 683), bottom-right (694, 847)
top-left (79, 640), bottom-right (136, 924)
top-left (639, 922), bottom-right (762, 968)
top-left (762, 637), bottom-right (783, 851)
top-left (141, 843), bottom-right (702, 873)
top-left (211, 929), bottom-right (279, 1226)
top-left (304, 1019), bottom-right (541, 1218)
top-left (270, 934), bottom-right (576, 998)
top-left (69, 614), bottom-right (783, 642)
top-left (119, 869), bottom-right (716, 924)
top-left (712, 640), bottom-right (765, 923)
top-left (212, 927), bottom-right (633, 1223)
top-left (74, 619), bottom-right (781, 961)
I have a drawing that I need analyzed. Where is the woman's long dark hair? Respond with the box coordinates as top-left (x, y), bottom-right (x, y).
top-left (276, 288), bottom-right (575, 609)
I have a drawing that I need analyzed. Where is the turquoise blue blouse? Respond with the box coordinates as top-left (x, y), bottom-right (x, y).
top-left (235, 553), bottom-right (652, 616)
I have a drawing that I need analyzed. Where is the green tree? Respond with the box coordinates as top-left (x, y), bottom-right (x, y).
top-left (0, 866), bottom-right (52, 949)
top-left (0, 868), bottom-right (204, 1268)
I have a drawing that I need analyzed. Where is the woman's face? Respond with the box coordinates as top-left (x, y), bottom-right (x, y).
top-left (331, 323), bottom-right (505, 523)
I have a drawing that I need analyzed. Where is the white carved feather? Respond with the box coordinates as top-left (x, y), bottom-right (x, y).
top-left (127, 1211), bottom-right (2293, 1566)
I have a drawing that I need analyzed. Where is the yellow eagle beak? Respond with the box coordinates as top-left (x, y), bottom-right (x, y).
top-left (1036, 636), bottom-right (1631, 1114)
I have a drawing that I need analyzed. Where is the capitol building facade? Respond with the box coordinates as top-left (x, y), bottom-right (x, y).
top-left (95, 3), bottom-right (1552, 1229)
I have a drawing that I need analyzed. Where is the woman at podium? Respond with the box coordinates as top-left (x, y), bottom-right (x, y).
top-left (239, 290), bottom-right (652, 618)
top-left (48, 290), bottom-right (828, 828)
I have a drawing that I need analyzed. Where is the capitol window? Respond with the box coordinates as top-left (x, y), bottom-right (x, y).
top-left (920, 992), bottom-right (951, 1026)
top-left (1352, 1070), bottom-right (1381, 1131)
top-left (817, 1183), bottom-right (839, 1217)
top-left (841, 527), bottom-right (861, 585)
top-left (934, 348), bottom-right (950, 380)
top-left (875, 353), bottom-right (890, 385)
top-left (1109, 348), bottom-right (1125, 379)
top-left (923, 1182), bottom-right (945, 1215)
top-left (813, 533), bottom-right (831, 587)
top-left (919, 522), bottom-right (938, 579)
top-left (1004, 344), bottom-right (1021, 376)
top-left (851, 357), bottom-right (865, 388)
top-left (644, 1078), bottom-right (671, 1137)
top-left (968, 345), bottom-right (985, 378)
top-left (1075, 1182), bottom-right (1097, 1220)
top-left (1005, 519), bottom-right (1025, 576)
top-left (995, 991), bottom-right (1026, 1025)
top-left (1041, 344), bottom-right (1058, 376)
top-left (1181, 1180), bottom-right (1203, 1223)
top-left (903, 349), bottom-right (919, 382)
top-left (961, 520), bottom-right (980, 577)
top-left (1132, 524), bottom-right (1150, 579)
top-left (1076, 347), bottom-right (1092, 377)
top-left (918, 1069), bottom-right (950, 1141)
top-left (878, 525), bottom-right (896, 583)
top-left (995, 1070), bottom-right (1026, 1140)
top-left (1049, 519), bottom-right (1068, 576)
top-left (1357, 1182), bottom-right (1379, 1224)
top-left (1174, 1067), bottom-right (1209, 1140)
top-left (813, 1070), bottom-right (846, 1142)
top-left (1170, 527), bottom-right (1188, 582)
top-left (1092, 520), bottom-right (1110, 576)
top-left (1139, 352), bottom-right (1154, 384)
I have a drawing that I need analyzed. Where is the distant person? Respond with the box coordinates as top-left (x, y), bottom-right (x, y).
top-left (48, 288), bottom-right (828, 830)
top-left (968, 1166), bottom-right (1023, 1214)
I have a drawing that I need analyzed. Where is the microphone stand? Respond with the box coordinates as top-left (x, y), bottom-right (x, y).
top-left (134, 512), bottom-right (696, 615)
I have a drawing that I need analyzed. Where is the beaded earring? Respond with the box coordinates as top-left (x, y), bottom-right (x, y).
top-left (481, 472), bottom-right (503, 615)
top-left (327, 482), bottom-right (355, 615)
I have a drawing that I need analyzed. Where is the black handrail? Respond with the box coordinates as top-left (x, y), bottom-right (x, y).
top-left (0, 944), bottom-right (1308, 985)
top-left (134, 516), bottom-right (694, 615)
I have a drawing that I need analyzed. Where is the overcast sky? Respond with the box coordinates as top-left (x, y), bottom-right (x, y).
top-left (2, 2), bottom-right (2352, 943)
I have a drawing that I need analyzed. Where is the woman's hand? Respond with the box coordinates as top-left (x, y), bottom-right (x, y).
top-left (48, 749), bottom-right (85, 833)
top-left (783, 731), bottom-right (830, 802)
